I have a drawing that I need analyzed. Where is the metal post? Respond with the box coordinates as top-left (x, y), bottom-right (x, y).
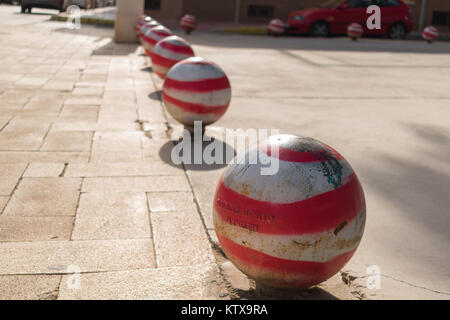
top-left (419, 0), bottom-right (427, 31)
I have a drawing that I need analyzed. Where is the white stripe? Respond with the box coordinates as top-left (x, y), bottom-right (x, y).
top-left (153, 45), bottom-right (193, 61)
top-left (163, 87), bottom-right (231, 107)
top-left (152, 64), bottom-right (170, 77)
top-left (214, 208), bottom-right (365, 263)
top-left (222, 144), bottom-right (354, 203)
top-left (166, 57), bottom-right (227, 81)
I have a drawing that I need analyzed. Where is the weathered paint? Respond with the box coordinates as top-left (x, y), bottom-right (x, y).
top-left (162, 57), bottom-right (231, 128)
top-left (150, 36), bottom-right (195, 79)
top-left (213, 134), bottom-right (366, 289)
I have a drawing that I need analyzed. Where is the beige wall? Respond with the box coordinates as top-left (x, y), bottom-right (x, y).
top-left (411, 0), bottom-right (450, 32)
top-left (146, 0), bottom-right (184, 19)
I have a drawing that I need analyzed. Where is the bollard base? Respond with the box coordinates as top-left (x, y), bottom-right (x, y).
top-left (255, 282), bottom-right (308, 299)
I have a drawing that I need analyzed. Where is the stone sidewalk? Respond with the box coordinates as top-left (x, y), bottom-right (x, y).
top-left (0, 20), bottom-right (228, 299)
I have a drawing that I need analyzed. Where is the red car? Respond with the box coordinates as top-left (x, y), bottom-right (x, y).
top-left (286, 0), bottom-right (413, 39)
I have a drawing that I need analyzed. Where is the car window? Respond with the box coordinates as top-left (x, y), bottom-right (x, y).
top-left (374, 0), bottom-right (401, 6)
top-left (346, 0), bottom-right (374, 8)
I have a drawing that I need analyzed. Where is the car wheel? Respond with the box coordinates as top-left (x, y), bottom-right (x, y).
top-left (310, 21), bottom-right (330, 37)
top-left (388, 23), bottom-right (407, 39)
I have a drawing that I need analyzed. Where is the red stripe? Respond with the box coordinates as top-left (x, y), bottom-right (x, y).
top-left (163, 92), bottom-right (229, 115)
top-left (154, 70), bottom-right (166, 79)
top-left (151, 52), bottom-right (179, 69)
top-left (214, 173), bottom-right (365, 235)
top-left (158, 40), bottom-right (194, 55)
top-left (423, 31), bottom-right (437, 39)
top-left (217, 233), bottom-right (356, 287)
top-left (163, 76), bottom-right (230, 93)
top-left (258, 140), bottom-right (345, 163)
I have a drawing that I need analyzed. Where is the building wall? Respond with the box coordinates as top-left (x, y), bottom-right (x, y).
top-left (145, 0), bottom-right (183, 19)
top-left (410, 0), bottom-right (450, 32)
top-left (145, 0), bottom-right (328, 22)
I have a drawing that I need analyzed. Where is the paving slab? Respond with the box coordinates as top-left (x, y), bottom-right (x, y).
top-left (65, 162), bottom-right (182, 177)
top-left (71, 192), bottom-right (151, 240)
top-left (0, 239), bottom-right (156, 275)
top-left (3, 178), bottom-right (81, 217)
top-left (58, 264), bottom-right (223, 300)
top-left (147, 191), bottom-right (198, 213)
top-left (41, 131), bottom-right (93, 152)
top-left (0, 275), bottom-right (61, 300)
top-left (0, 163), bottom-right (27, 196)
top-left (82, 176), bottom-right (191, 193)
top-left (23, 163), bottom-right (65, 177)
top-left (151, 209), bottom-right (215, 267)
top-left (0, 151), bottom-right (89, 163)
top-left (0, 216), bottom-right (73, 242)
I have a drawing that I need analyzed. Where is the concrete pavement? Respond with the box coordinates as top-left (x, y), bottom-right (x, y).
top-left (0, 5), bottom-right (449, 299)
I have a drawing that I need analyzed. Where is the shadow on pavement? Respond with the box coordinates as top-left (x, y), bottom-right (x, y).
top-left (361, 122), bottom-right (450, 238)
top-left (148, 90), bottom-right (161, 101)
top-left (159, 137), bottom-right (235, 171)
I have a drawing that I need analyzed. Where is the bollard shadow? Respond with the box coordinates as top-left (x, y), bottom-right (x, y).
top-left (148, 90), bottom-right (161, 101)
top-left (158, 137), bottom-right (235, 171)
top-left (240, 286), bottom-right (340, 300)
top-left (141, 66), bottom-right (153, 73)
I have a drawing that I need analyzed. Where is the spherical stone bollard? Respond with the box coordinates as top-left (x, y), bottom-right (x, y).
top-left (162, 57), bottom-right (231, 131)
top-left (423, 26), bottom-right (438, 44)
top-left (139, 20), bottom-right (160, 46)
top-left (213, 134), bottom-right (366, 289)
top-left (347, 23), bottom-right (363, 41)
top-left (150, 36), bottom-right (195, 80)
top-left (268, 19), bottom-right (285, 36)
top-left (135, 16), bottom-right (153, 37)
top-left (181, 14), bottom-right (197, 35)
top-left (141, 25), bottom-right (173, 56)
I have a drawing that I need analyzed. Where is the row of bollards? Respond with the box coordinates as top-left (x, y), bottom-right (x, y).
top-left (135, 14), bottom-right (366, 293)
top-left (267, 18), bottom-right (440, 43)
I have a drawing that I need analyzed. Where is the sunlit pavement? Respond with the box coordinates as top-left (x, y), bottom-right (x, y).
top-left (0, 4), bottom-right (449, 299)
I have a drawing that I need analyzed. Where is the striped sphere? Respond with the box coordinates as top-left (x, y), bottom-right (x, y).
top-left (162, 57), bottom-right (231, 128)
top-left (423, 26), bottom-right (438, 42)
top-left (347, 23), bottom-right (363, 40)
top-left (139, 20), bottom-right (160, 46)
top-left (181, 14), bottom-right (197, 33)
top-left (268, 19), bottom-right (285, 35)
top-left (150, 36), bottom-right (195, 79)
top-left (213, 135), bottom-right (366, 288)
top-left (135, 16), bottom-right (153, 36)
top-left (142, 25), bottom-right (172, 56)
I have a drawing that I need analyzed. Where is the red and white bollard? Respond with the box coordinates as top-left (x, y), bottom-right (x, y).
top-left (139, 20), bottom-right (160, 46)
top-left (162, 57), bottom-right (231, 131)
top-left (268, 19), bottom-right (285, 37)
top-left (213, 134), bottom-right (366, 289)
top-left (347, 23), bottom-right (363, 41)
top-left (135, 16), bottom-right (153, 38)
top-left (141, 25), bottom-right (173, 56)
top-left (150, 36), bottom-right (195, 79)
top-left (423, 26), bottom-right (438, 44)
top-left (180, 14), bottom-right (197, 35)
